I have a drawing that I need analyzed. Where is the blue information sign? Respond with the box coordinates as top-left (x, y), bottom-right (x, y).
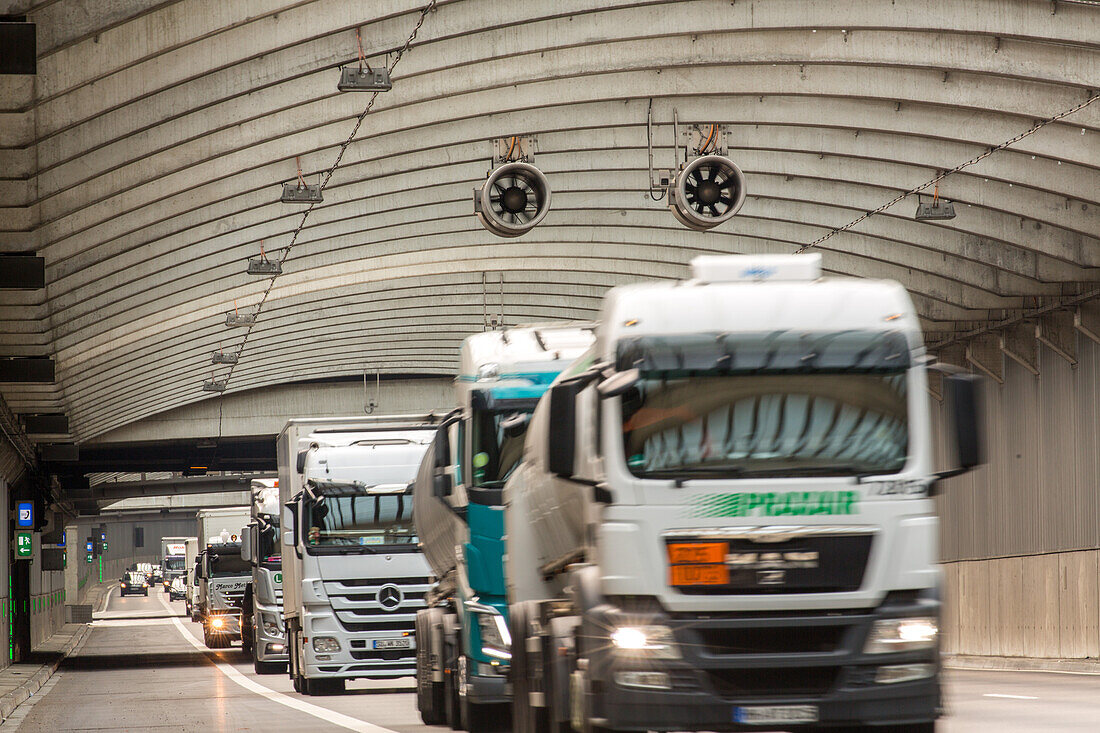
top-left (85, 540), bottom-right (94, 553)
top-left (15, 501), bottom-right (33, 529)
top-left (58, 530), bottom-right (66, 548)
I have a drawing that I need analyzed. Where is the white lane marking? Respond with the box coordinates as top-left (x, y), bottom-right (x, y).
top-left (157, 594), bottom-right (398, 733)
top-left (93, 618), bottom-right (178, 627)
top-left (949, 665), bottom-right (1100, 677)
top-left (983, 693), bottom-right (1039, 700)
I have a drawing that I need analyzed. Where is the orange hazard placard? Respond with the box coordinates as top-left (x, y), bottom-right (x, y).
top-left (670, 563), bottom-right (729, 586)
top-left (667, 542), bottom-right (726, 565)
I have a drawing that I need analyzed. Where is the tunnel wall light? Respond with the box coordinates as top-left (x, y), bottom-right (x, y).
top-left (338, 66), bottom-right (392, 92)
top-left (202, 379), bottom-right (226, 393)
top-left (280, 182), bottom-right (322, 204)
top-left (915, 200), bottom-right (956, 220)
top-left (247, 259), bottom-right (282, 275)
top-left (211, 351), bottom-right (239, 364)
top-left (226, 312), bottom-right (256, 327)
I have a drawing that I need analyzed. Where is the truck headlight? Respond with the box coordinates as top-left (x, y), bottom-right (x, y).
top-left (864, 617), bottom-right (938, 654)
top-left (465, 601), bottom-right (511, 660)
top-left (312, 636), bottom-right (341, 653)
top-left (261, 613), bottom-right (281, 637)
top-left (210, 617), bottom-right (226, 630)
top-left (610, 625), bottom-right (680, 660)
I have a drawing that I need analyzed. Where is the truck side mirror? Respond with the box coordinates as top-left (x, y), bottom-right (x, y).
top-left (597, 368), bottom-right (640, 399)
top-left (240, 531), bottom-right (252, 564)
top-left (433, 472), bottom-right (453, 498)
top-left (946, 373), bottom-right (983, 472)
top-left (433, 428), bottom-right (451, 469)
top-left (296, 449), bottom-right (309, 474)
top-left (548, 381), bottom-right (583, 477)
top-left (283, 500), bottom-right (301, 558)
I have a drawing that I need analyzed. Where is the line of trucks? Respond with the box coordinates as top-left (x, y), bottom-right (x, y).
top-left (173, 254), bottom-right (982, 732)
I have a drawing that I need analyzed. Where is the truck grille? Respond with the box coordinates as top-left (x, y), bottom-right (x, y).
top-left (671, 610), bottom-right (872, 701)
top-left (322, 577), bottom-right (431, 634)
top-left (706, 666), bottom-right (838, 698)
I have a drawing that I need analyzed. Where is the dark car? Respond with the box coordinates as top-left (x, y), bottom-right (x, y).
top-left (119, 571), bottom-right (149, 597)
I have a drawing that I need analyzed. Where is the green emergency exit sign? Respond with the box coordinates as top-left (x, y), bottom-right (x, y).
top-left (15, 532), bottom-right (32, 559)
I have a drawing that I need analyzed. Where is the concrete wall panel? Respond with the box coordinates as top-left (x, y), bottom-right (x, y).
top-left (1057, 551), bottom-right (1100, 659)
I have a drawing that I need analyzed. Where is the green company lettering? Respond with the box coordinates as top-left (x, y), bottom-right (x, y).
top-left (689, 490), bottom-right (860, 518)
top-left (273, 572), bottom-right (282, 585)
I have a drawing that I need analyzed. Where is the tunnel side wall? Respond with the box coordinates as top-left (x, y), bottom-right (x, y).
top-left (936, 331), bottom-right (1100, 658)
top-left (70, 515), bottom-right (199, 587)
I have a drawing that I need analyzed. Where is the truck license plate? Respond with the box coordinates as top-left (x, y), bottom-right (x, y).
top-left (733, 705), bottom-right (818, 725)
top-left (373, 638), bottom-right (412, 650)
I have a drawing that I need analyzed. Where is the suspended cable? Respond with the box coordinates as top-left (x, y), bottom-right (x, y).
top-left (208, 0), bottom-right (440, 442)
top-left (796, 91), bottom-right (1100, 254)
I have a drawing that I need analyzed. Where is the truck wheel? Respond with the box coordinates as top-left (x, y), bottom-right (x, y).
top-left (255, 658), bottom-right (286, 675)
top-left (462, 697), bottom-right (507, 733)
top-left (443, 647), bottom-right (462, 729)
top-left (241, 628), bottom-right (253, 656)
top-left (510, 601), bottom-right (550, 733)
top-left (289, 630), bottom-right (303, 692)
top-left (304, 677), bottom-right (344, 696)
top-left (203, 625), bottom-right (216, 648)
top-left (416, 609), bottom-right (446, 724)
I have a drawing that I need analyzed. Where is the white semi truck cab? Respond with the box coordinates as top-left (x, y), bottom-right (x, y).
top-left (160, 536), bottom-right (191, 594)
top-left (278, 415), bottom-right (440, 696)
top-left (241, 479), bottom-right (288, 674)
top-left (504, 254), bottom-right (983, 733)
top-left (195, 507), bottom-right (251, 648)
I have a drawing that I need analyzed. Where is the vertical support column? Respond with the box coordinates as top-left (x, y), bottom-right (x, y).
top-left (1000, 323), bottom-right (1040, 376)
top-left (965, 334), bottom-right (1005, 384)
top-left (1074, 302), bottom-right (1100, 346)
top-left (1035, 311), bottom-right (1077, 366)
top-left (64, 523), bottom-right (78, 619)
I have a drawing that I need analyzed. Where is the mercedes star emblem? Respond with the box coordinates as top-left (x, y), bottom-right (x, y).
top-left (377, 584), bottom-right (403, 612)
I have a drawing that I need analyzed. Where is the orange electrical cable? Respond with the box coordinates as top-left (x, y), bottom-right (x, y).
top-left (506, 135), bottom-right (518, 161)
top-left (356, 29), bottom-right (371, 72)
top-left (702, 123), bottom-right (717, 153)
top-left (296, 157), bottom-right (305, 188)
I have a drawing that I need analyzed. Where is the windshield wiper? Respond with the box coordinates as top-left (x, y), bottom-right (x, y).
top-left (739, 465), bottom-right (885, 481)
top-left (640, 466), bottom-right (745, 487)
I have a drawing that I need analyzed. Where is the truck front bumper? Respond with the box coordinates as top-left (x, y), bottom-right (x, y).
top-left (255, 623), bottom-right (288, 662)
top-left (582, 592), bottom-right (941, 732)
top-left (302, 631), bottom-right (417, 679)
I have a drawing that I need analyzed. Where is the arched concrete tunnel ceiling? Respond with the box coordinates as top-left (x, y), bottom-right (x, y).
top-left (1, 0), bottom-right (1098, 450)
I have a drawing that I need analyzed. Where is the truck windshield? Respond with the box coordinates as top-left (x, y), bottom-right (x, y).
top-left (621, 372), bottom-right (908, 478)
top-left (163, 557), bottom-right (185, 571)
top-left (208, 552), bottom-right (249, 577)
top-left (306, 489), bottom-right (417, 552)
top-left (470, 407), bottom-right (534, 488)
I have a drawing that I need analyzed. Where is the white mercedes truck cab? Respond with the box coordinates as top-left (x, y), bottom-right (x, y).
top-left (504, 254), bottom-right (983, 733)
top-left (278, 415), bottom-right (441, 696)
top-left (241, 479), bottom-right (288, 674)
top-left (196, 507), bottom-right (251, 648)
